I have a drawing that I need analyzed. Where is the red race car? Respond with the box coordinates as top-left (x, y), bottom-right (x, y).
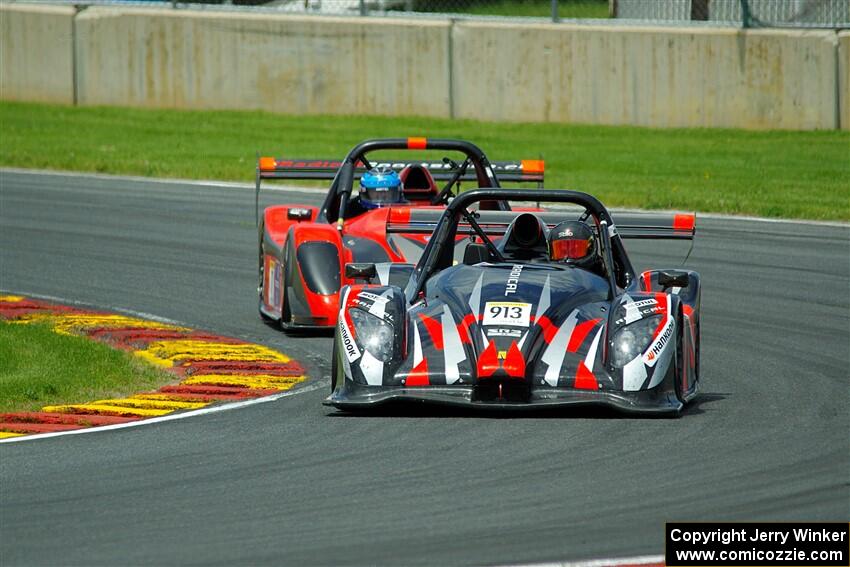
top-left (256, 137), bottom-right (544, 331)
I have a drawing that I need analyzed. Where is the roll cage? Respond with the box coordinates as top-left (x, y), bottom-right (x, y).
top-left (318, 138), bottom-right (509, 225)
top-left (404, 189), bottom-right (637, 303)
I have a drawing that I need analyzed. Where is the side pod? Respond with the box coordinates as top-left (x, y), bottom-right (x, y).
top-left (281, 223), bottom-right (346, 327)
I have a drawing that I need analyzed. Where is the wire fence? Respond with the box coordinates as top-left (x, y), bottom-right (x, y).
top-left (6, 0), bottom-right (849, 27)
top-left (613, 0), bottom-right (849, 28)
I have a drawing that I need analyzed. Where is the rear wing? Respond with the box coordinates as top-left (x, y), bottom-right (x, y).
top-left (609, 212), bottom-right (696, 239)
top-left (256, 157), bottom-right (545, 185)
top-left (386, 209), bottom-right (696, 240)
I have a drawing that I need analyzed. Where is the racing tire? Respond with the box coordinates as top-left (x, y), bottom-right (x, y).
top-left (258, 242), bottom-right (276, 324)
top-left (279, 240), bottom-right (295, 330)
top-left (692, 286), bottom-right (701, 384)
top-left (673, 307), bottom-right (686, 405)
top-left (694, 320), bottom-right (701, 384)
top-left (330, 333), bottom-right (339, 393)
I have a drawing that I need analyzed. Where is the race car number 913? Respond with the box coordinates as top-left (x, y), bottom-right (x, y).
top-left (483, 302), bottom-right (532, 327)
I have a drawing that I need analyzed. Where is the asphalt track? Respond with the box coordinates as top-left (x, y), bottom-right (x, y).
top-left (1, 170), bottom-right (848, 566)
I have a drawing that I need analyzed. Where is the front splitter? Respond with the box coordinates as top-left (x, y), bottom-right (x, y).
top-left (325, 382), bottom-right (682, 416)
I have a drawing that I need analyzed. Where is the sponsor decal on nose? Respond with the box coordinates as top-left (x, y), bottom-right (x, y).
top-left (339, 321), bottom-right (361, 362)
top-left (505, 264), bottom-right (523, 296)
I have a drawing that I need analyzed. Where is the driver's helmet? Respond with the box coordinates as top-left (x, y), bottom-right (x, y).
top-left (360, 166), bottom-right (404, 209)
top-left (548, 220), bottom-right (596, 266)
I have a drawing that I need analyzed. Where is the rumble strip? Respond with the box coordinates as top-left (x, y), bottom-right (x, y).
top-left (0, 295), bottom-right (306, 439)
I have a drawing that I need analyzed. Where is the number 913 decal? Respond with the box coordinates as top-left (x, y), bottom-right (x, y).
top-left (483, 302), bottom-right (532, 327)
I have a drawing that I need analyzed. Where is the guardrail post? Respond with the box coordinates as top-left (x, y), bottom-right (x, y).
top-left (359, 0), bottom-right (366, 16)
top-left (551, 0), bottom-right (559, 22)
top-left (740, 0), bottom-right (752, 28)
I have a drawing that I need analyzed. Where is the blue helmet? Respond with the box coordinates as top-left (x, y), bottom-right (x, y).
top-left (360, 166), bottom-right (403, 209)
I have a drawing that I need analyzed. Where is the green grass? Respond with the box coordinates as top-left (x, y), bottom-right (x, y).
top-left (0, 321), bottom-right (174, 413)
top-left (418, 0), bottom-right (609, 18)
top-left (1, 100), bottom-right (848, 220)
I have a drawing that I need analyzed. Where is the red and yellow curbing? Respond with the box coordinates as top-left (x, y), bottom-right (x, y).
top-left (0, 295), bottom-right (307, 439)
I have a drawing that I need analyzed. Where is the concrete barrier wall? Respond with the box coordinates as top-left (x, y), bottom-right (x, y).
top-left (0, 4), bottom-right (75, 104)
top-left (452, 22), bottom-right (839, 130)
top-left (840, 31), bottom-right (849, 130)
top-left (74, 7), bottom-right (450, 117)
top-left (2, 4), bottom-right (845, 130)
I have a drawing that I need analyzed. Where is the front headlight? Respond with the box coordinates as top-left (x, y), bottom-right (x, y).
top-left (350, 308), bottom-right (394, 362)
top-left (610, 315), bottom-right (662, 368)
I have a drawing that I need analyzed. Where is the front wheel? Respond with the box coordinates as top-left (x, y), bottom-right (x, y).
top-left (278, 241), bottom-right (295, 329)
top-left (258, 246), bottom-right (276, 323)
top-left (694, 320), bottom-right (701, 383)
top-left (673, 308), bottom-right (686, 405)
top-left (330, 333), bottom-right (339, 393)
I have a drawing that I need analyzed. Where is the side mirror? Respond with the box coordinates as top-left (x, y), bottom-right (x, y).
top-left (287, 207), bottom-right (312, 220)
top-left (658, 270), bottom-right (689, 288)
top-left (345, 262), bottom-right (377, 282)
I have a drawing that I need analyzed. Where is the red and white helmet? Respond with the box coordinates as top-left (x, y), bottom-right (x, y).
top-left (548, 220), bottom-right (596, 267)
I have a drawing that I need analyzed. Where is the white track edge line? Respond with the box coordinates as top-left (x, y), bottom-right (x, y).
top-left (0, 289), bottom-right (323, 445)
top-left (0, 166), bottom-right (325, 194)
top-left (502, 553), bottom-right (664, 567)
top-left (0, 380), bottom-right (328, 445)
top-left (3, 167), bottom-right (847, 227)
top-left (0, 289), bottom-right (187, 325)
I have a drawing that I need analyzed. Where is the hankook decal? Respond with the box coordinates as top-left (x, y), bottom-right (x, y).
top-left (339, 321), bottom-right (361, 362)
top-left (643, 320), bottom-right (673, 366)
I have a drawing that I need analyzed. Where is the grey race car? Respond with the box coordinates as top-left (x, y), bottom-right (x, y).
top-left (325, 188), bottom-right (700, 415)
